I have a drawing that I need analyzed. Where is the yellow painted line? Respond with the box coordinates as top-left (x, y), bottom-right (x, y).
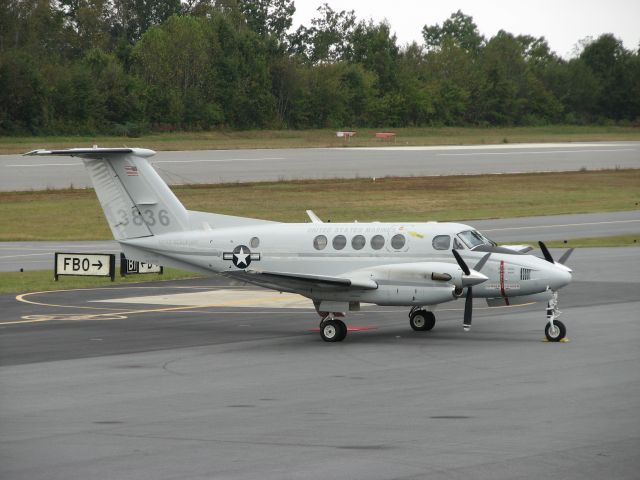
top-left (15, 285), bottom-right (252, 310)
top-left (4, 285), bottom-right (308, 326)
top-left (5, 283), bottom-right (535, 327)
top-left (0, 287), bottom-right (312, 325)
top-left (0, 303), bottom-right (237, 326)
top-left (16, 290), bottom-right (136, 311)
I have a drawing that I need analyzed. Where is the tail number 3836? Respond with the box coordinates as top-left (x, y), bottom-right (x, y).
top-left (117, 209), bottom-right (170, 227)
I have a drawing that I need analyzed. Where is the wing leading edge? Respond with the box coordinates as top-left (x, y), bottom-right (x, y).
top-left (226, 269), bottom-right (378, 292)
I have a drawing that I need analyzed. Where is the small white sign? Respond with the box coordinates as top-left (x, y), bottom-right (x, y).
top-left (138, 261), bottom-right (162, 274)
top-left (120, 254), bottom-right (162, 275)
top-left (55, 253), bottom-right (114, 278)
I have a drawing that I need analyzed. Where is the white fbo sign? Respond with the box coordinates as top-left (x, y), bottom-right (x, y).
top-left (55, 253), bottom-right (116, 281)
top-left (120, 253), bottom-right (162, 276)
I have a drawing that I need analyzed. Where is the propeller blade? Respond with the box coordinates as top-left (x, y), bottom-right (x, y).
top-left (452, 249), bottom-right (470, 275)
top-left (463, 287), bottom-right (473, 331)
top-left (474, 253), bottom-right (491, 272)
top-left (558, 248), bottom-right (574, 265)
top-left (538, 241), bottom-right (554, 264)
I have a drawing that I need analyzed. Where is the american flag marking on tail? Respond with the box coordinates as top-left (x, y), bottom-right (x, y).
top-left (124, 165), bottom-right (138, 176)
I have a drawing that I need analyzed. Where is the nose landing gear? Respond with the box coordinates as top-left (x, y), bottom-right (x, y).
top-left (545, 292), bottom-right (567, 342)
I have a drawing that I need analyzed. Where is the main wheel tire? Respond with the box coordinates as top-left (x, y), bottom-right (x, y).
top-left (320, 319), bottom-right (347, 342)
top-left (410, 310), bottom-right (436, 331)
top-left (545, 320), bottom-right (566, 342)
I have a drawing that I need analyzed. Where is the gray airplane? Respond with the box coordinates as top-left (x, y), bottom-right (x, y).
top-left (26, 147), bottom-right (574, 342)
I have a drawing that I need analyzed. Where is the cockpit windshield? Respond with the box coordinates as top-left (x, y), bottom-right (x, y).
top-left (457, 230), bottom-right (496, 249)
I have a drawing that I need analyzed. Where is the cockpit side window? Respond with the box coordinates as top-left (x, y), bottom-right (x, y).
top-left (453, 237), bottom-right (465, 250)
top-left (432, 235), bottom-right (451, 250)
top-left (458, 230), bottom-right (496, 249)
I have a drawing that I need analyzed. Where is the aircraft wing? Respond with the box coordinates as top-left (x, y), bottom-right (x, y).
top-left (225, 269), bottom-right (378, 292)
top-left (500, 244), bottom-right (534, 253)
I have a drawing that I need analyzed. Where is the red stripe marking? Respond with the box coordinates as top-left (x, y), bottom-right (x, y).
top-left (500, 260), bottom-right (510, 306)
top-left (311, 326), bottom-right (375, 332)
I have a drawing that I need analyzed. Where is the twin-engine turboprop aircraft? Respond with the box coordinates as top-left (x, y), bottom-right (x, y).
top-left (26, 147), bottom-right (574, 342)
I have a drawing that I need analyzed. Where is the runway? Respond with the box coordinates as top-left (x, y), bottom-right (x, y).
top-left (3, 141), bottom-right (639, 191)
top-left (2, 210), bottom-right (638, 272)
top-left (1, 247), bottom-right (639, 479)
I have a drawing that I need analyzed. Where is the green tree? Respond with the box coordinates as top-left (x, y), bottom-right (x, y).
top-left (112, 0), bottom-right (181, 43)
top-left (579, 34), bottom-right (637, 120)
top-left (132, 15), bottom-right (219, 128)
top-left (0, 50), bottom-right (47, 133)
top-left (289, 3), bottom-right (356, 63)
top-left (209, 12), bottom-right (276, 128)
top-left (239, 0), bottom-right (295, 41)
top-left (58, 0), bottom-right (114, 55)
top-left (423, 39), bottom-right (478, 124)
top-left (349, 20), bottom-right (399, 91)
top-left (477, 31), bottom-right (561, 125)
top-left (422, 10), bottom-right (484, 55)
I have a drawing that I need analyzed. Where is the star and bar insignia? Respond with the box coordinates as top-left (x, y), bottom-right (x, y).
top-left (223, 245), bottom-right (261, 268)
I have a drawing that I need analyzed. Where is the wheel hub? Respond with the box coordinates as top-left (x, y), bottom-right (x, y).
top-left (323, 325), bottom-right (337, 339)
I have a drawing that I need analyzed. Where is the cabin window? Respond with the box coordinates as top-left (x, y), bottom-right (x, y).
top-left (391, 234), bottom-right (406, 249)
top-left (432, 235), bottom-right (451, 250)
top-left (250, 236), bottom-right (260, 248)
top-left (332, 235), bottom-right (347, 250)
top-left (352, 235), bottom-right (366, 250)
top-left (313, 235), bottom-right (328, 250)
top-left (371, 235), bottom-right (385, 250)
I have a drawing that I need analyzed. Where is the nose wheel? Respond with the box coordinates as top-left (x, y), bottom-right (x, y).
top-left (545, 319), bottom-right (566, 342)
top-left (545, 292), bottom-right (567, 342)
top-left (409, 308), bottom-right (436, 331)
top-left (320, 319), bottom-right (347, 342)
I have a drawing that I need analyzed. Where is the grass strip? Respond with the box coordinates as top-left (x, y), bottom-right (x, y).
top-left (1, 169), bottom-right (638, 241)
top-left (2, 125), bottom-right (640, 154)
top-left (0, 268), bottom-right (201, 295)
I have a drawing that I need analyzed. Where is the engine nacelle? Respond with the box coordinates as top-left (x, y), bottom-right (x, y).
top-left (358, 284), bottom-right (456, 306)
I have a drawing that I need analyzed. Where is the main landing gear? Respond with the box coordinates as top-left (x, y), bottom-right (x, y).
top-left (545, 291), bottom-right (567, 342)
top-left (319, 317), bottom-right (347, 342)
top-left (409, 307), bottom-right (436, 332)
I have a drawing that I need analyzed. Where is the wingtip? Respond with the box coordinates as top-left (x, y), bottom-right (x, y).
top-left (23, 149), bottom-right (46, 156)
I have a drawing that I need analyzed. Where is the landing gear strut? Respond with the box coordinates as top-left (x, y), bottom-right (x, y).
top-left (409, 307), bottom-right (436, 332)
top-left (545, 292), bottom-right (567, 342)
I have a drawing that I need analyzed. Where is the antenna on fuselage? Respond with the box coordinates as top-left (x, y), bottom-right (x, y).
top-left (306, 210), bottom-right (323, 223)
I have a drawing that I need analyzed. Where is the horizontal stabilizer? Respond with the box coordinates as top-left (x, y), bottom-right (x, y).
top-left (24, 147), bottom-right (155, 159)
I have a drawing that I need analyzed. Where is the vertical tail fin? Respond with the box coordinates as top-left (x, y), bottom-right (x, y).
top-left (25, 148), bottom-right (188, 240)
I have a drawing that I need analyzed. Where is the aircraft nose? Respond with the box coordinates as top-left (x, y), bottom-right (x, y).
top-left (547, 264), bottom-right (572, 290)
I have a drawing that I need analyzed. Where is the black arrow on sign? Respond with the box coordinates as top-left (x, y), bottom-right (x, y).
top-left (93, 260), bottom-right (103, 269)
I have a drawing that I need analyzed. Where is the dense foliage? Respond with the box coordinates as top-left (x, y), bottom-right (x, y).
top-left (1, 1), bottom-right (639, 135)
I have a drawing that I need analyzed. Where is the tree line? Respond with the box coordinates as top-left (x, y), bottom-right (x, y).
top-left (1, 0), bottom-right (639, 135)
